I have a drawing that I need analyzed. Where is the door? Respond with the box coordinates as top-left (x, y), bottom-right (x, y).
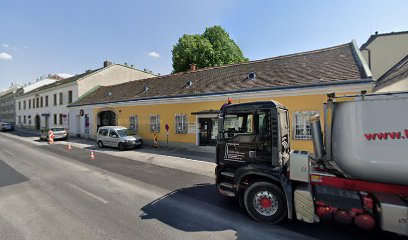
top-left (108, 129), bottom-right (119, 147)
top-left (199, 118), bottom-right (215, 146)
top-left (219, 109), bottom-right (273, 165)
top-left (35, 115), bottom-right (41, 130)
top-left (45, 116), bottom-right (49, 129)
top-left (76, 115), bottom-right (81, 136)
top-left (104, 129), bottom-right (112, 147)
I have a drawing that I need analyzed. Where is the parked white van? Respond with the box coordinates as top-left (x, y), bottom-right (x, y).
top-left (96, 126), bottom-right (143, 150)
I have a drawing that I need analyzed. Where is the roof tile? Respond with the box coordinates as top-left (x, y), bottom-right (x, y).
top-left (71, 42), bottom-right (369, 106)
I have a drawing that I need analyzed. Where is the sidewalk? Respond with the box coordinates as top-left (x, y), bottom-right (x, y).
top-left (6, 128), bottom-right (216, 177)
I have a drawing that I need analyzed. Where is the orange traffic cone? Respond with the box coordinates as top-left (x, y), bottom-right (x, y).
top-left (90, 150), bottom-right (95, 160)
top-left (67, 143), bottom-right (72, 150)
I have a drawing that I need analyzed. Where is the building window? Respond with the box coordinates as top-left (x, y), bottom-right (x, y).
top-left (175, 114), bottom-right (188, 134)
top-left (53, 94), bottom-right (57, 106)
top-left (23, 100), bottom-right (26, 110)
top-left (293, 111), bottom-right (319, 140)
top-left (33, 98), bottom-right (36, 108)
top-left (18, 116), bottom-right (21, 124)
top-left (59, 114), bottom-right (63, 125)
top-left (36, 98), bottom-right (39, 108)
top-left (129, 115), bottom-right (138, 132)
top-left (29, 99), bottom-right (31, 109)
top-left (59, 92), bottom-right (63, 105)
top-left (54, 114), bottom-right (57, 125)
top-left (150, 114), bottom-right (160, 132)
top-left (68, 90), bottom-right (73, 104)
top-left (40, 97), bottom-right (43, 108)
top-left (23, 115), bottom-right (26, 124)
top-left (45, 96), bottom-right (49, 107)
top-left (18, 101), bottom-right (21, 110)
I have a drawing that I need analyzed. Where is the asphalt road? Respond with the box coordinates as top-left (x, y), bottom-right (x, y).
top-left (0, 131), bottom-right (404, 240)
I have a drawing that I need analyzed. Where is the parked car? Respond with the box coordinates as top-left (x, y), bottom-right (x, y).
top-left (39, 128), bottom-right (69, 141)
top-left (0, 122), bottom-right (15, 131)
top-left (96, 126), bottom-right (143, 150)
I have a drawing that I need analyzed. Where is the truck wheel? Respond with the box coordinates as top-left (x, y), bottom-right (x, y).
top-left (97, 141), bottom-right (104, 148)
top-left (244, 182), bottom-right (287, 224)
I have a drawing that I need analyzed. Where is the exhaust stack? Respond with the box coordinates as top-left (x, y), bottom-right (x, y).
top-left (310, 115), bottom-right (324, 160)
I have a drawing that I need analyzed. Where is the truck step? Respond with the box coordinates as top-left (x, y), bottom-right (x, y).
top-left (220, 182), bottom-right (234, 189)
top-left (220, 189), bottom-right (236, 197)
top-left (221, 172), bottom-right (234, 178)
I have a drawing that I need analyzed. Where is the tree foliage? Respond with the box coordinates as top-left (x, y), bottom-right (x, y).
top-left (172, 26), bottom-right (248, 73)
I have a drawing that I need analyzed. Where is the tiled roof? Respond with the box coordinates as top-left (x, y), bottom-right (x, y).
top-left (360, 31), bottom-right (408, 49)
top-left (21, 68), bottom-right (102, 96)
top-left (70, 42), bottom-right (371, 107)
top-left (374, 54), bottom-right (408, 91)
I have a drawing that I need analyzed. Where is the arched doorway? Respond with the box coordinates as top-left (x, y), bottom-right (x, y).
top-left (35, 115), bottom-right (41, 130)
top-left (97, 110), bottom-right (117, 129)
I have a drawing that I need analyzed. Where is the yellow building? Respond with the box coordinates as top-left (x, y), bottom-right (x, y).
top-left (68, 41), bottom-right (373, 152)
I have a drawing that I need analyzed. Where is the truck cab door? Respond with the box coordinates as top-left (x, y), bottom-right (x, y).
top-left (220, 112), bottom-right (257, 165)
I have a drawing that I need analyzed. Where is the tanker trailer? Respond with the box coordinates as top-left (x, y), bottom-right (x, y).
top-left (215, 92), bottom-right (408, 236)
top-left (329, 92), bottom-right (408, 185)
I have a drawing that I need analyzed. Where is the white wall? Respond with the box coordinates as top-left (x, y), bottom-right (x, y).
top-left (68, 105), bottom-right (94, 138)
top-left (15, 83), bottom-right (78, 130)
top-left (77, 65), bottom-right (154, 96)
top-left (376, 78), bottom-right (408, 92)
top-left (361, 34), bottom-right (408, 80)
top-left (15, 64), bottom-right (154, 132)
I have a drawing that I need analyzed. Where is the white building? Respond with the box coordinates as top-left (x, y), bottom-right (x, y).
top-left (15, 61), bottom-right (155, 132)
top-left (0, 85), bottom-right (21, 124)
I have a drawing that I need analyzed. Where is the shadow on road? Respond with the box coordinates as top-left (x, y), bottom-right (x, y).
top-left (0, 159), bottom-right (28, 188)
top-left (140, 184), bottom-right (403, 240)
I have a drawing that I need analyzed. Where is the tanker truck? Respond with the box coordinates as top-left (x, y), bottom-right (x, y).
top-left (215, 91), bottom-right (408, 236)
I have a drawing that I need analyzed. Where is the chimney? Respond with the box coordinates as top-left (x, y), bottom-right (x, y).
top-left (104, 60), bottom-right (113, 68)
top-left (190, 63), bottom-right (196, 71)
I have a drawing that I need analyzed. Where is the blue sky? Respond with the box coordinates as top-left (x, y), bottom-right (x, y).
top-left (1, 0), bottom-right (407, 90)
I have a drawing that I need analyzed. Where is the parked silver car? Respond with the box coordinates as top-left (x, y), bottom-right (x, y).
top-left (0, 122), bottom-right (14, 131)
top-left (96, 126), bottom-right (143, 151)
top-left (39, 128), bottom-right (69, 141)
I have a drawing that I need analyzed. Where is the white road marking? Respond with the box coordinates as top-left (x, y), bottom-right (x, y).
top-left (67, 183), bottom-right (109, 204)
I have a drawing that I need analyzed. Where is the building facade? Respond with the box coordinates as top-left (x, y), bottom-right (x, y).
top-left (15, 62), bottom-right (155, 131)
top-left (69, 42), bottom-right (373, 152)
top-left (374, 55), bottom-right (408, 92)
top-left (360, 31), bottom-right (408, 80)
top-left (0, 87), bottom-right (20, 124)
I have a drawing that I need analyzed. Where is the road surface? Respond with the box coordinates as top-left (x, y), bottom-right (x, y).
top-left (0, 131), bottom-right (403, 240)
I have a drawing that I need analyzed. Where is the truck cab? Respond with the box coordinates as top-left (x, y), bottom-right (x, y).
top-left (215, 94), bottom-right (408, 236)
top-left (215, 101), bottom-right (291, 223)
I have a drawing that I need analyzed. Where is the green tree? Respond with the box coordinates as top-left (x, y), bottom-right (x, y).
top-left (172, 26), bottom-right (248, 73)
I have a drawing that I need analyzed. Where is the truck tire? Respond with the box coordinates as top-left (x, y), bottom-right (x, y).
top-left (244, 182), bottom-right (287, 224)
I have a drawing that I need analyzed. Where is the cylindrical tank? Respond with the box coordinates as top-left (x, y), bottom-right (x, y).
top-left (331, 92), bottom-right (408, 185)
top-left (310, 115), bottom-right (324, 160)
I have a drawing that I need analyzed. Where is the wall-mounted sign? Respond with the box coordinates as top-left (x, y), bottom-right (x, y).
top-left (79, 109), bottom-right (84, 116)
top-left (188, 122), bottom-right (196, 134)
